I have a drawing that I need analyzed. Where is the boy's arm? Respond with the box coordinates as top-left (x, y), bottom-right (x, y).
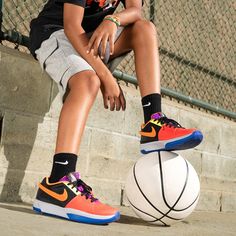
top-left (115, 0), bottom-right (143, 26)
top-left (87, 0), bottom-right (143, 57)
top-left (63, 3), bottom-right (111, 79)
top-left (63, 3), bottom-right (125, 111)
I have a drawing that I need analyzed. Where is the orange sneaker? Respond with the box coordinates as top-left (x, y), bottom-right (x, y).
top-left (140, 112), bottom-right (203, 154)
top-left (33, 172), bottom-right (120, 224)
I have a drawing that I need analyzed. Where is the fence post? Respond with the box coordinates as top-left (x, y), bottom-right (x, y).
top-left (150, 0), bottom-right (156, 22)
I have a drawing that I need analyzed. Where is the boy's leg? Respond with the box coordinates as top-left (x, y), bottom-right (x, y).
top-left (55, 71), bottom-right (100, 154)
top-left (111, 21), bottom-right (162, 123)
top-left (34, 30), bottom-right (121, 224)
top-left (111, 20), bottom-right (160, 97)
top-left (34, 70), bottom-right (120, 224)
top-left (49, 70), bottom-right (100, 182)
top-left (111, 20), bottom-right (203, 152)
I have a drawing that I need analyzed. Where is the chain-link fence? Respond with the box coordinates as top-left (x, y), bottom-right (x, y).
top-left (1, 0), bottom-right (235, 119)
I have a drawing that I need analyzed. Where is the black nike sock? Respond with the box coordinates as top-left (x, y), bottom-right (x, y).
top-left (49, 153), bottom-right (77, 183)
top-left (141, 93), bottom-right (162, 123)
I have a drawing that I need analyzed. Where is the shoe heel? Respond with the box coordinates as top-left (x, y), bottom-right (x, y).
top-left (33, 200), bottom-right (42, 213)
top-left (33, 199), bottom-right (68, 219)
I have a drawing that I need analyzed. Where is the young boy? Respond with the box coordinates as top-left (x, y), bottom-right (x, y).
top-left (29, 0), bottom-right (203, 224)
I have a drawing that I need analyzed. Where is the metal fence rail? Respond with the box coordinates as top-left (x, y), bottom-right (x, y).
top-left (0, 0), bottom-right (235, 120)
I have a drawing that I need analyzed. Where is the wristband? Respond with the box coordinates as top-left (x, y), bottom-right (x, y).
top-left (103, 15), bottom-right (121, 27)
top-left (104, 15), bottom-right (120, 22)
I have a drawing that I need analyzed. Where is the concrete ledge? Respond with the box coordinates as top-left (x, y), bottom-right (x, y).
top-left (0, 45), bottom-right (236, 212)
top-left (0, 45), bottom-right (53, 116)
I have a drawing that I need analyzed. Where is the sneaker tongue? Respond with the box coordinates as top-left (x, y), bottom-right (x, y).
top-left (59, 172), bottom-right (80, 182)
top-left (59, 172), bottom-right (99, 203)
top-left (68, 172), bottom-right (80, 182)
top-left (151, 112), bottom-right (165, 120)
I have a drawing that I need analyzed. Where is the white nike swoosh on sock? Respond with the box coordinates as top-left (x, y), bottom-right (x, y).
top-left (143, 102), bottom-right (151, 107)
top-left (55, 161), bottom-right (69, 165)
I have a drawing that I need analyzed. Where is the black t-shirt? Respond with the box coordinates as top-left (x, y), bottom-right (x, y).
top-left (29, 0), bottom-right (125, 57)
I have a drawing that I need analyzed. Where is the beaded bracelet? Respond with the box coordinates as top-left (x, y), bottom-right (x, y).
top-left (103, 15), bottom-right (121, 27)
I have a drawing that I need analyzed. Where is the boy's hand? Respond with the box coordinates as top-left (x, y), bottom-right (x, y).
top-left (87, 20), bottom-right (117, 59)
top-left (100, 71), bottom-right (126, 111)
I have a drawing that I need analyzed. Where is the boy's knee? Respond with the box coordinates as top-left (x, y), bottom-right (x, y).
top-left (69, 71), bottom-right (101, 96)
top-left (87, 73), bottom-right (101, 93)
top-left (132, 19), bottom-right (157, 36)
top-left (130, 20), bottom-right (158, 48)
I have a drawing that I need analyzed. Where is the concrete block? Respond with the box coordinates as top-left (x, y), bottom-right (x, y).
top-left (179, 110), bottom-right (221, 154)
top-left (0, 167), bottom-right (49, 203)
top-left (162, 99), bottom-right (180, 122)
top-left (221, 192), bottom-right (236, 212)
top-left (1, 144), bottom-right (46, 172)
top-left (0, 111), bottom-right (58, 175)
top-left (0, 147), bottom-right (8, 168)
top-left (118, 135), bottom-right (140, 161)
top-left (0, 45), bottom-right (52, 115)
top-left (76, 127), bottom-right (92, 177)
top-left (45, 83), bottom-right (62, 119)
top-left (220, 122), bottom-right (236, 158)
top-left (123, 86), bottom-right (143, 137)
top-left (201, 176), bottom-right (236, 193)
top-left (1, 111), bottom-right (60, 150)
top-left (89, 129), bottom-right (117, 160)
top-left (176, 149), bottom-right (202, 174)
top-left (87, 91), bottom-right (125, 133)
top-left (0, 168), bottom-right (7, 197)
top-left (84, 177), bottom-right (122, 206)
top-left (19, 170), bottom-right (49, 204)
top-left (0, 168), bottom-right (31, 202)
top-left (87, 153), bottom-right (134, 182)
top-left (33, 117), bottom-right (58, 150)
top-left (1, 111), bottom-right (44, 146)
top-left (89, 129), bottom-right (140, 161)
top-left (24, 146), bottom-right (53, 174)
top-left (202, 153), bottom-right (236, 181)
top-left (26, 121), bottom-right (91, 175)
top-left (196, 190), bottom-right (221, 211)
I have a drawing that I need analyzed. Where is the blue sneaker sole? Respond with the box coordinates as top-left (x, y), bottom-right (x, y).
top-left (141, 130), bottom-right (203, 154)
top-left (33, 203), bottom-right (120, 225)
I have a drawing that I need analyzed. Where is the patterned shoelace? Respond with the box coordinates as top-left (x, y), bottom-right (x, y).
top-left (68, 179), bottom-right (98, 202)
top-left (154, 117), bottom-right (183, 128)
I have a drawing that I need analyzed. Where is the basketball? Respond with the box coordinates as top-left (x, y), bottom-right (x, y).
top-left (125, 151), bottom-right (200, 226)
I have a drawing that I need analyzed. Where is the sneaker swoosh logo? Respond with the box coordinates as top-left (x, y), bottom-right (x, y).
top-left (140, 127), bottom-right (156, 138)
top-left (39, 183), bottom-right (68, 202)
top-left (55, 161), bottom-right (68, 165)
top-left (142, 102), bottom-right (151, 107)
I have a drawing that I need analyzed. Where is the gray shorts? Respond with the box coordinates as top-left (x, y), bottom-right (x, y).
top-left (35, 27), bottom-right (126, 99)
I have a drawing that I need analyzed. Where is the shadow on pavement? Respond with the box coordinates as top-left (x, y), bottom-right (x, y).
top-left (0, 202), bottom-right (35, 215)
top-left (118, 214), bottom-right (166, 227)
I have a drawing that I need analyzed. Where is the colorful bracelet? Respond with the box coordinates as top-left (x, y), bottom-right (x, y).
top-left (104, 15), bottom-right (120, 22)
top-left (103, 15), bottom-right (121, 27)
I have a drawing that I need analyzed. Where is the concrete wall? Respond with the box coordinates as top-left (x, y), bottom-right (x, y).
top-left (0, 45), bottom-right (236, 212)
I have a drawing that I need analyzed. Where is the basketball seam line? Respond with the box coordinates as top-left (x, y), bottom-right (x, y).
top-left (126, 197), bottom-right (167, 226)
top-left (159, 152), bottom-right (189, 211)
top-left (132, 162), bottom-right (180, 221)
top-left (159, 153), bottom-right (199, 212)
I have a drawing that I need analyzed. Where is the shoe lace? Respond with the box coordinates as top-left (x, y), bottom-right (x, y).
top-left (68, 179), bottom-right (98, 202)
top-left (154, 117), bottom-right (183, 128)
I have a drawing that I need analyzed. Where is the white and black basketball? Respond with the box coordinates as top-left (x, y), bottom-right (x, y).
top-left (125, 151), bottom-right (200, 226)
